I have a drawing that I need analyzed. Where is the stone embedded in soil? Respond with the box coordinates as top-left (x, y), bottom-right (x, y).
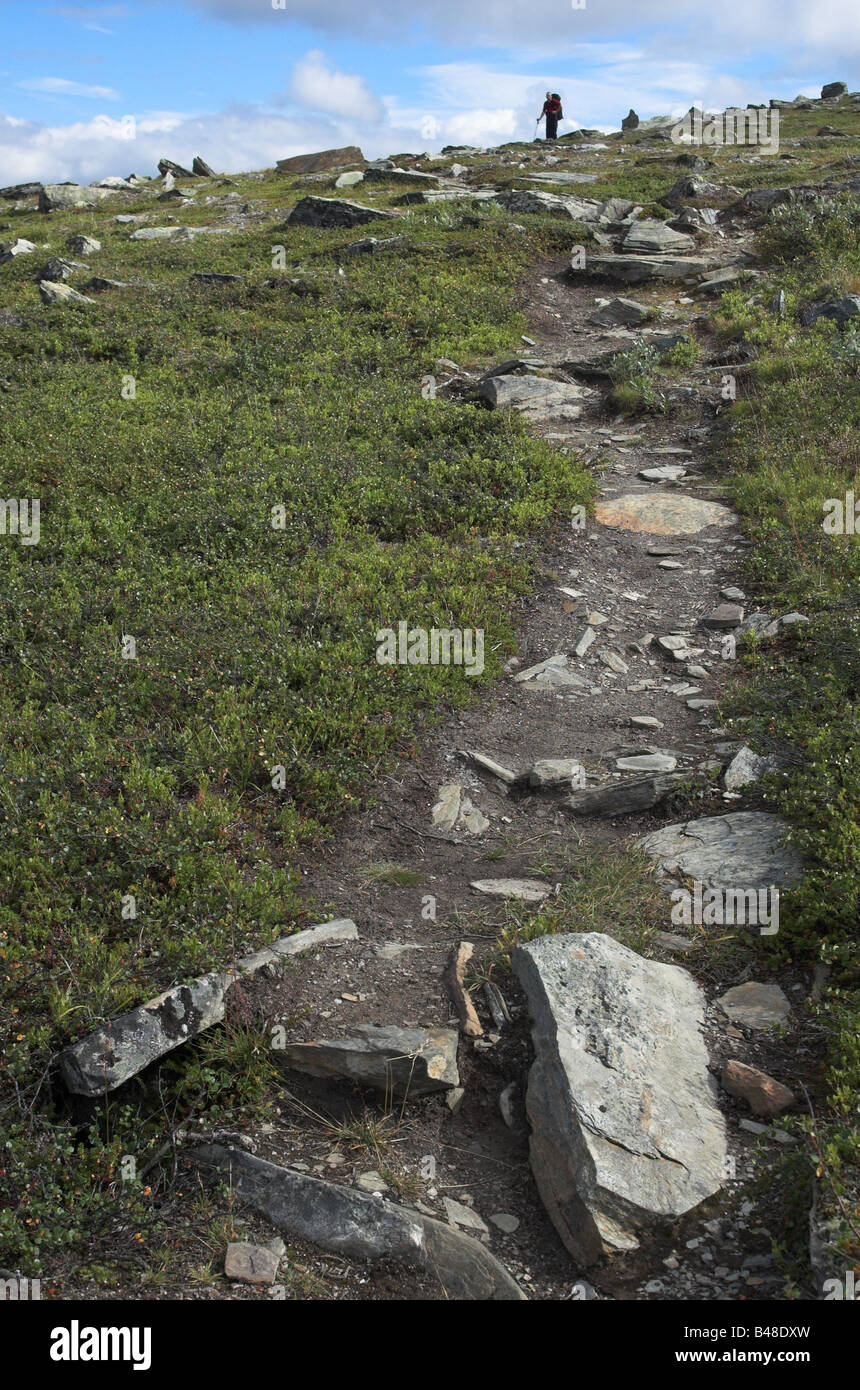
top-left (446, 941), bottom-right (483, 1038)
top-left (565, 773), bottom-right (683, 816)
top-left (431, 782), bottom-right (489, 835)
top-left (513, 654), bottom-right (585, 690)
top-left (636, 812), bottom-right (803, 894)
top-left (529, 757), bottom-right (586, 788)
top-left (616, 752), bottom-right (677, 772)
top-left (443, 1198), bottom-right (489, 1235)
top-left (574, 627), bottom-right (596, 657)
top-left (639, 465), bottom-right (687, 482)
top-left (195, 1145), bottom-right (526, 1300)
top-left (462, 750), bottom-right (519, 784)
top-left (702, 603), bottom-right (744, 629)
top-left (512, 932), bottom-right (727, 1264)
top-left (723, 746), bottom-right (778, 791)
top-left (274, 1024), bottom-right (460, 1097)
top-left (470, 877), bottom-right (551, 903)
top-left (717, 982), bottom-right (792, 1030)
top-left (587, 296), bottom-right (650, 327)
top-left (598, 649), bottom-right (629, 674)
top-left (478, 374), bottom-right (592, 416)
top-left (489, 1213), bottom-right (520, 1233)
top-left (630, 715), bottom-right (664, 729)
top-left (224, 1241), bottom-right (280, 1285)
top-left (595, 492), bottom-right (735, 535)
top-left (581, 253), bottom-right (718, 285)
top-left (59, 918), bottom-right (358, 1095)
top-left (356, 1170), bottom-right (389, 1193)
top-left (286, 195), bottom-right (400, 228)
top-left (721, 1060), bottom-right (795, 1118)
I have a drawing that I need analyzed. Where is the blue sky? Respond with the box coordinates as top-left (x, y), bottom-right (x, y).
top-left (1, 0), bottom-right (858, 183)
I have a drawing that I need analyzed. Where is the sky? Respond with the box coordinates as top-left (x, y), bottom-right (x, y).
top-left (1, 0), bottom-right (858, 184)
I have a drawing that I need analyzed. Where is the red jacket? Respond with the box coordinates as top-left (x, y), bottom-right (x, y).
top-left (542, 97), bottom-right (562, 117)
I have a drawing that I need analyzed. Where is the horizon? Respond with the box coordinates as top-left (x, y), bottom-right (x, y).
top-left (1, 0), bottom-right (858, 185)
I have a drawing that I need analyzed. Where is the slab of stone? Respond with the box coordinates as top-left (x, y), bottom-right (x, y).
top-left (723, 746), bottom-right (775, 791)
top-left (39, 280), bottom-right (94, 306)
top-left (489, 1213), bottom-right (520, 1233)
top-left (623, 219), bottom-right (696, 254)
top-left (478, 374), bottom-right (592, 415)
top-left (431, 783), bottom-right (489, 835)
top-left (130, 225), bottom-right (232, 240)
top-left (275, 1024), bottom-right (459, 1098)
top-left (0, 238), bottom-right (37, 262)
top-left (195, 1145), bottom-right (525, 1300)
top-left (595, 492), bottom-right (735, 535)
top-left (66, 234), bottom-right (101, 255)
top-left (636, 812), bottom-right (803, 893)
top-left (512, 933), bottom-right (726, 1263)
top-left (494, 189), bottom-right (602, 221)
top-left (598, 649), bottom-right (629, 674)
top-left (718, 982), bottom-right (791, 1030)
top-left (574, 627), bottom-right (596, 657)
top-left (224, 1241), bottom-right (280, 1285)
top-left (702, 603), bottom-right (744, 629)
top-left (513, 654), bottom-right (585, 690)
top-left (59, 918), bottom-right (358, 1095)
top-left (566, 774), bottom-right (683, 816)
top-left (616, 753), bottom-right (677, 773)
top-left (583, 253), bottom-right (716, 285)
top-left (588, 296), bottom-right (650, 327)
top-left (443, 1198), bottom-right (489, 1235)
top-left (38, 183), bottom-right (107, 212)
top-left (639, 465), bottom-right (687, 482)
top-left (470, 878), bottom-right (551, 903)
top-left (277, 146), bottom-right (364, 174)
top-left (529, 758), bottom-right (586, 788)
top-left (631, 716), bottom-right (664, 729)
top-left (462, 750), bottom-right (520, 784)
top-left (287, 196), bottom-right (399, 229)
top-left (721, 1060), bottom-right (794, 1118)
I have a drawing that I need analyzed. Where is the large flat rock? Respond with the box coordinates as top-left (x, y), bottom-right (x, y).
top-left (636, 812), bottom-right (804, 892)
top-left (512, 933), bottom-right (726, 1263)
top-left (59, 918), bottom-right (358, 1095)
top-left (583, 253), bottom-right (717, 284)
top-left (478, 374), bottom-right (593, 415)
top-left (287, 196), bottom-right (399, 229)
top-left (194, 1145), bottom-right (526, 1300)
top-left (276, 146), bottom-right (364, 174)
top-left (275, 1024), bottom-right (459, 1097)
top-left (595, 492), bottom-right (735, 535)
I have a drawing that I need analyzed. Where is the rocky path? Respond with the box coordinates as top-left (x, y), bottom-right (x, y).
top-left (182, 233), bottom-right (812, 1299)
top-left (47, 159), bottom-right (823, 1301)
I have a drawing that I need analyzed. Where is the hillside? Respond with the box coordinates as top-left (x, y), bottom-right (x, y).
top-left (1, 87), bottom-right (859, 1304)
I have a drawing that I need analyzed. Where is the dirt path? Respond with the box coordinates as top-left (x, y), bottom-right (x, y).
top-left (192, 240), bottom-right (813, 1302)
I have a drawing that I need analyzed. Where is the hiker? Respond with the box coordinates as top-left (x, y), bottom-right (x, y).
top-left (538, 91), bottom-right (563, 140)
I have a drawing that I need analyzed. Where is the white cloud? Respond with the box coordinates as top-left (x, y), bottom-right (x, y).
top-left (288, 49), bottom-right (385, 123)
top-left (17, 77), bottom-right (119, 99)
top-left (139, 0), bottom-right (860, 68)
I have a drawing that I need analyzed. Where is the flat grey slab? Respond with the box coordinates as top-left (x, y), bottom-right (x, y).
top-left (636, 812), bottom-right (803, 892)
top-left (59, 919), bottom-right (358, 1095)
top-left (194, 1145), bottom-right (526, 1300)
top-left (512, 932), bottom-right (726, 1263)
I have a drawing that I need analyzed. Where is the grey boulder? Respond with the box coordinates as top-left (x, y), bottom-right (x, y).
top-left (287, 196), bottom-right (400, 229)
top-left (194, 1145), bottom-right (526, 1300)
top-left (512, 932), bottom-right (726, 1263)
top-left (275, 1024), bottom-right (460, 1098)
